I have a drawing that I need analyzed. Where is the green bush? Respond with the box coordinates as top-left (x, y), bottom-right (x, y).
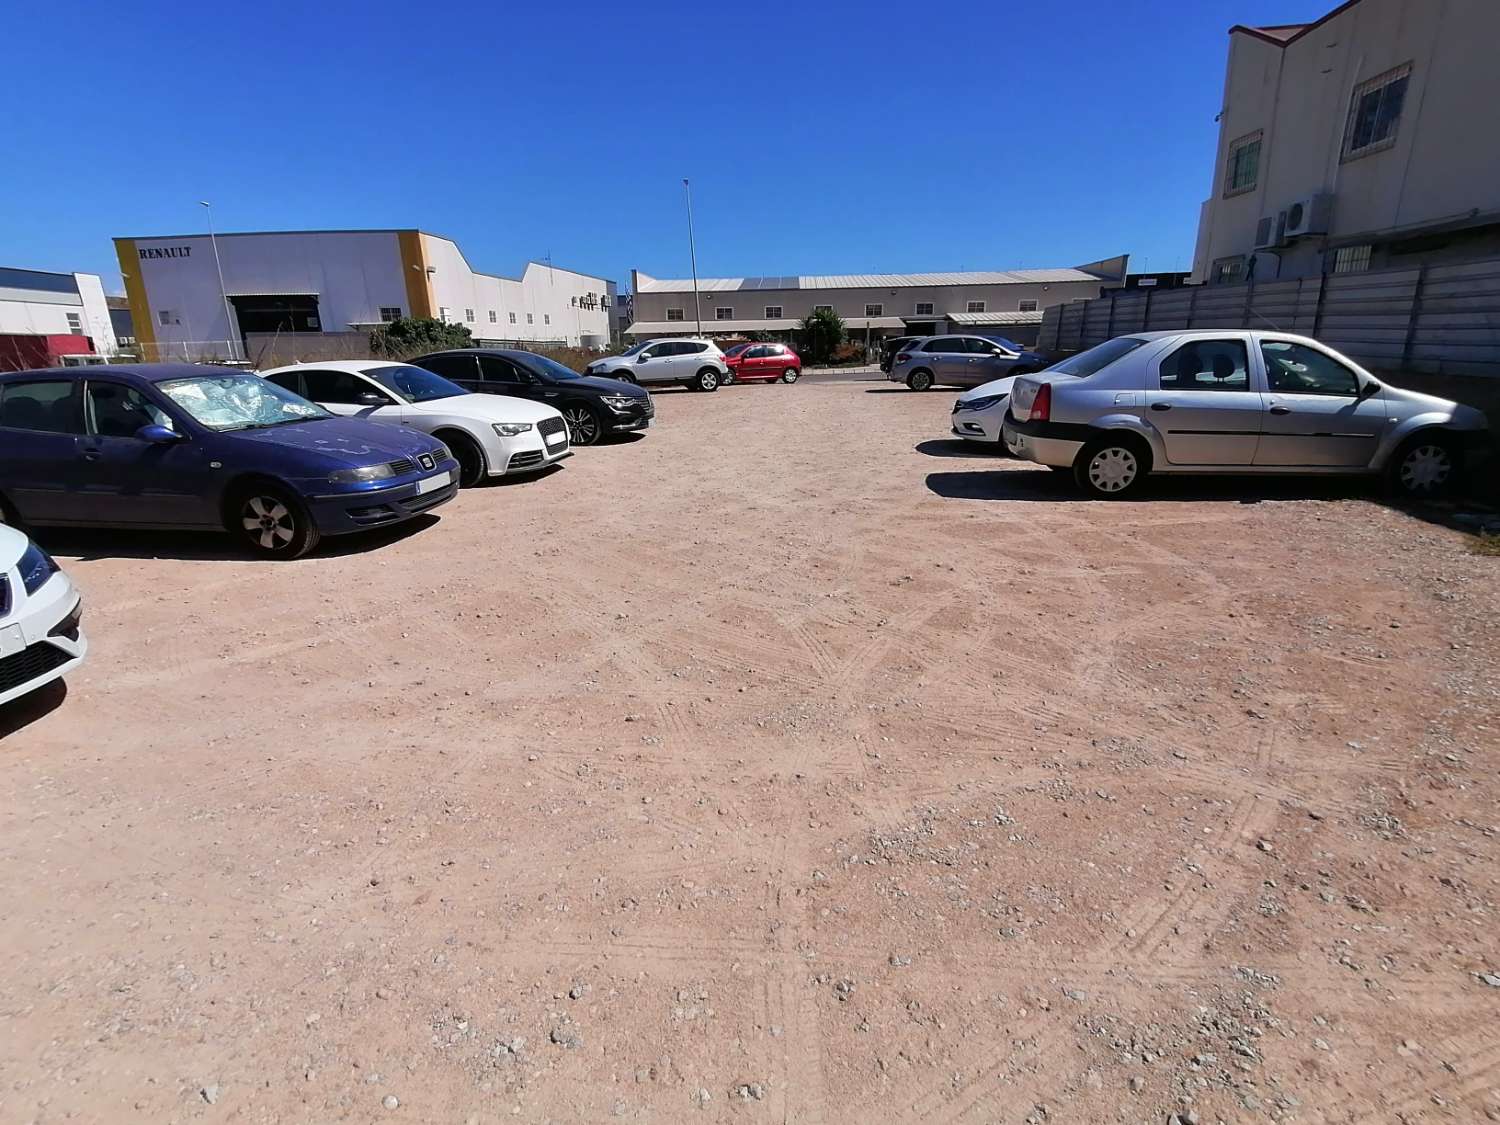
top-left (797, 308), bottom-right (845, 365)
top-left (369, 317), bottom-right (474, 358)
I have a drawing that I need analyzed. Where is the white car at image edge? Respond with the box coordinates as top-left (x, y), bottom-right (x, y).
top-left (0, 524), bottom-right (86, 707)
top-left (260, 361), bottom-right (572, 486)
top-left (951, 375), bottom-right (1023, 454)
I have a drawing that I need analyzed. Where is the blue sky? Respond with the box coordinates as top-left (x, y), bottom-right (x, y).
top-left (6, 0), bottom-right (1321, 293)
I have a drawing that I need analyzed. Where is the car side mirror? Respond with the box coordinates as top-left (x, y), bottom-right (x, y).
top-left (357, 391), bottom-right (388, 405)
top-left (637, 354), bottom-right (651, 363)
top-left (135, 423), bottom-right (180, 444)
top-left (1357, 380), bottom-right (1380, 399)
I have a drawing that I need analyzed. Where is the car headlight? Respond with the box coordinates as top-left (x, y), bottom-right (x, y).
top-left (601, 394), bottom-right (635, 411)
top-left (18, 542), bottom-right (57, 595)
top-left (328, 463), bottom-right (397, 484)
top-left (493, 422), bottom-right (534, 437)
top-left (955, 394), bottom-right (1006, 412)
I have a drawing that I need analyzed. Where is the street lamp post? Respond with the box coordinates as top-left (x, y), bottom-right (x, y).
top-left (199, 201), bottom-right (238, 362)
top-left (683, 178), bottom-right (702, 337)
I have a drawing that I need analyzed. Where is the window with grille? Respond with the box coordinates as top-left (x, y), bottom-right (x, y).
top-left (764, 305), bottom-right (782, 319)
top-left (813, 304), bottom-right (833, 314)
top-left (379, 306), bottom-right (401, 322)
top-left (509, 312), bottom-right (517, 324)
top-left (666, 308), bottom-right (685, 321)
top-left (66, 312), bottom-right (83, 335)
top-left (914, 302), bottom-right (934, 316)
top-left (489, 310), bottom-right (497, 323)
top-left (1343, 64), bottom-right (1411, 160)
top-left (1330, 244), bottom-right (1372, 274)
top-left (966, 300), bottom-right (985, 313)
top-left (526, 313), bottom-right (533, 324)
top-left (1018, 299), bottom-right (1039, 312)
top-left (864, 303), bottom-right (883, 316)
top-left (1211, 256), bottom-right (1245, 284)
top-left (715, 307), bottom-right (733, 320)
top-left (464, 308), bottom-right (474, 322)
top-left (1224, 130), bottom-right (1262, 196)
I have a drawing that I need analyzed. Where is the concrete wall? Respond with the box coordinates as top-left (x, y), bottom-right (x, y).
top-left (1192, 0), bottom-right (1500, 282)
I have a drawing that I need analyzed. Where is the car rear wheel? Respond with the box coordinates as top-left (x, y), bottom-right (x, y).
top-left (1074, 436), bottom-right (1149, 499)
top-left (1389, 434), bottom-right (1458, 498)
top-left (907, 369), bottom-right (934, 392)
top-left (781, 368), bottom-right (800, 384)
top-left (563, 404), bottom-right (603, 446)
top-left (692, 368), bottom-right (721, 392)
top-left (232, 485), bottom-right (320, 559)
top-left (443, 432), bottom-right (487, 487)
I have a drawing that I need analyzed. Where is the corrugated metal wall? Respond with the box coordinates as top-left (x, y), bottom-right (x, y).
top-left (1039, 257), bottom-right (1500, 378)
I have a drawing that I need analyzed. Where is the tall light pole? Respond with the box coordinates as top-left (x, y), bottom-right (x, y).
top-left (683, 178), bottom-right (702, 337)
top-left (199, 201), bottom-right (238, 362)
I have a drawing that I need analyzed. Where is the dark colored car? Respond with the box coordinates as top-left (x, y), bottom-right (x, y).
top-left (410, 349), bottom-right (653, 447)
top-left (0, 364), bottom-right (458, 558)
top-left (722, 343), bottom-right (801, 384)
top-left (881, 336), bottom-right (919, 374)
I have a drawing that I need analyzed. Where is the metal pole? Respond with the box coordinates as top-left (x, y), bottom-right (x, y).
top-left (683, 178), bottom-right (702, 336)
top-left (199, 201), bottom-right (238, 362)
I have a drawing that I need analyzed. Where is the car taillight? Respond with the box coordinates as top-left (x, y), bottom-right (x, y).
top-left (1030, 383), bottom-right (1051, 422)
top-left (896, 352), bottom-right (912, 363)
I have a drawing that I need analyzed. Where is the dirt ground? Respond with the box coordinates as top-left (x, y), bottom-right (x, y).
top-left (2, 378), bottom-right (1497, 1125)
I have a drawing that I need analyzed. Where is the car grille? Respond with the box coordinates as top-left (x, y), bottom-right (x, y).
top-left (0, 640), bottom-right (71, 694)
top-left (537, 416), bottom-right (567, 441)
top-left (642, 397), bottom-right (655, 417)
top-left (386, 457), bottom-right (416, 475)
top-left (508, 450), bottom-right (545, 470)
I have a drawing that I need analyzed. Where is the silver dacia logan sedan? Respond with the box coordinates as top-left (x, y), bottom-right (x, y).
top-left (1003, 330), bottom-right (1489, 499)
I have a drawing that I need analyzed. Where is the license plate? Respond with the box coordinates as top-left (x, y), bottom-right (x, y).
top-left (0, 624), bottom-right (24, 657)
top-left (416, 471), bottom-right (450, 495)
top-left (544, 432), bottom-right (567, 446)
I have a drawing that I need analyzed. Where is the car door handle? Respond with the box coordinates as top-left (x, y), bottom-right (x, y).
top-left (82, 448), bottom-right (102, 460)
top-left (1269, 404), bottom-right (1291, 415)
top-left (1150, 402), bottom-right (1172, 412)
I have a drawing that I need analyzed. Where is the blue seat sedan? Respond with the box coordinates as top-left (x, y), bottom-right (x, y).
top-left (0, 364), bottom-right (459, 558)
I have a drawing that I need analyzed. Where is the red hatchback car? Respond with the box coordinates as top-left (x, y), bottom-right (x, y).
top-left (722, 342), bottom-right (801, 384)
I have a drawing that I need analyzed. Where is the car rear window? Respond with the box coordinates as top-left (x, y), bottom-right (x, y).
top-left (1048, 337), bottom-right (1149, 379)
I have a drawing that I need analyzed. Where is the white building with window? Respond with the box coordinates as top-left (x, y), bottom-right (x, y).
top-left (113, 228), bottom-right (614, 362)
top-left (625, 257), bottom-right (1128, 347)
top-left (1190, 0), bottom-right (1500, 284)
top-left (0, 266), bottom-right (118, 359)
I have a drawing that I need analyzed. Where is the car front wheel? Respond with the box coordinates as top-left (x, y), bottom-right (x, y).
top-left (233, 485), bottom-right (320, 558)
top-left (907, 369), bottom-right (934, 392)
top-left (444, 432), bottom-right (487, 487)
top-left (563, 404), bottom-right (603, 446)
top-left (1389, 434), bottom-right (1458, 498)
top-left (781, 368), bottom-right (800, 384)
top-left (1074, 436), bottom-right (1149, 499)
top-left (692, 368), bottom-right (721, 392)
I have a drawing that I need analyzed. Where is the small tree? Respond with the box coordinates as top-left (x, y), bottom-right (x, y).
top-left (369, 316), bottom-right (474, 358)
top-left (797, 308), bottom-right (845, 365)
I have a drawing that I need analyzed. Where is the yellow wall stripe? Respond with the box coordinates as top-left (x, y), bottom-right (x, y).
top-left (398, 230), bottom-right (434, 319)
top-left (113, 238), bottom-right (158, 356)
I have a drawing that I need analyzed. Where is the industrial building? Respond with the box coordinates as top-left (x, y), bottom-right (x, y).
top-left (1191, 0), bottom-right (1500, 284)
top-left (112, 229), bottom-right (615, 362)
top-left (0, 266), bottom-right (119, 370)
top-left (626, 256), bottom-right (1128, 347)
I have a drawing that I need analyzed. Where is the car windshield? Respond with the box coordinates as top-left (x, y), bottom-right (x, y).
top-left (366, 364), bottom-right (466, 402)
top-left (982, 336), bottom-right (1023, 352)
top-left (620, 341), bottom-right (651, 357)
top-left (1047, 336), bottom-right (1149, 379)
top-left (523, 354), bottom-right (582, 381)
top-left (158, 374), bottom-right (329, 431)
top-left (724, 343), bottom-right (752, 356)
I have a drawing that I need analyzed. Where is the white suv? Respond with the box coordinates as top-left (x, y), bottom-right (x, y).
top-left (586, 339), bottom-right (729, 392)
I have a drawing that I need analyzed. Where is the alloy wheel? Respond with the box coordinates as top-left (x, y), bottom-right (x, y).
top-left (564, 406), bottom-right (601, 445)
top-left (1399, 443), bottom-right (1452, 493)
top-left (1087, 447), bottom-right (1138, 493)
top-left (242, 495), bottom-right (296, 551)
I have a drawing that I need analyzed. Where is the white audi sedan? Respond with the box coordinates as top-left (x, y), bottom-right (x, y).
top-left (261, 361), bottom-right (570, 486)
top-left (950, 375), bottom-right (1022, 453)
top-left (0, 525), bottom-right (86, 708)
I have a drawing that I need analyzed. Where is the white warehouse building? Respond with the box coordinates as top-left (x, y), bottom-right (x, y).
top-left (112, 228), bottom-right (615, 362)
top-left (0, 266), bottom-right (118, 358)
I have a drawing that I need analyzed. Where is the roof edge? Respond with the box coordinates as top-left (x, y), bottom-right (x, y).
top-left (1229, 0), bottom-right (1366, 49)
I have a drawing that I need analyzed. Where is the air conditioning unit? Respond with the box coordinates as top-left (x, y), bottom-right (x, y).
top-left (1253, 215), bottom-right (1278, 249)
top-left (1279, 192), bottom-right (1335, 240)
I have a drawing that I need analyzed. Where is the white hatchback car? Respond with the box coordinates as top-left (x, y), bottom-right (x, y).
top-left (0, 525), bottom-right (86, 708)
top-left (261, 361), bottom-right (571, 486)
top-left (951, 375), bottom-right (1022, 453)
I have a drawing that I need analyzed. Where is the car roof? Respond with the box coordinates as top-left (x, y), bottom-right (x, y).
top-left (0, 362), bottom-right (239, 384)
top-left (1120, 329), bottom-right (1322, 344)
top-left (260, 359), bottom-right (410, 376)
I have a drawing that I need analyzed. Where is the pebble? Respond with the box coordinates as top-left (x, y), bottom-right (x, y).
top-left (1477, 972), bottom-right (1500, 988)
top-left (383, 1094), bottom-right (400, 1110)
top-left (1129, 1076), bottom-right (1144, 1092)
top-left (200, 1085), bottom-right (219, 1105)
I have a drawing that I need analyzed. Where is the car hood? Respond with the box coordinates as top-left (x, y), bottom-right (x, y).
top-left (0, 523), bottom-right (29, 569)
top-left (957, 375), bottom-right (1018, 403)
top-left (229, 416), bottom-right (442, 466)
top-left (564, 374), bottom-right (649, 398)
top-left (405, 394), bottom-right (563, 424)
top-left (1379, 382), bottom-right (1488, 428)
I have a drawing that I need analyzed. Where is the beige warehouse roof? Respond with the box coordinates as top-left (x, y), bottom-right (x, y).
top-left (944, 310), bottom-right (1045, 326)
top-left (626, 318), bottom-right (804, 335)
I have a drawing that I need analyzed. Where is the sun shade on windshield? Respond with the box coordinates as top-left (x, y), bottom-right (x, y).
top-left (158, 375), bottom-right (328, 431)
